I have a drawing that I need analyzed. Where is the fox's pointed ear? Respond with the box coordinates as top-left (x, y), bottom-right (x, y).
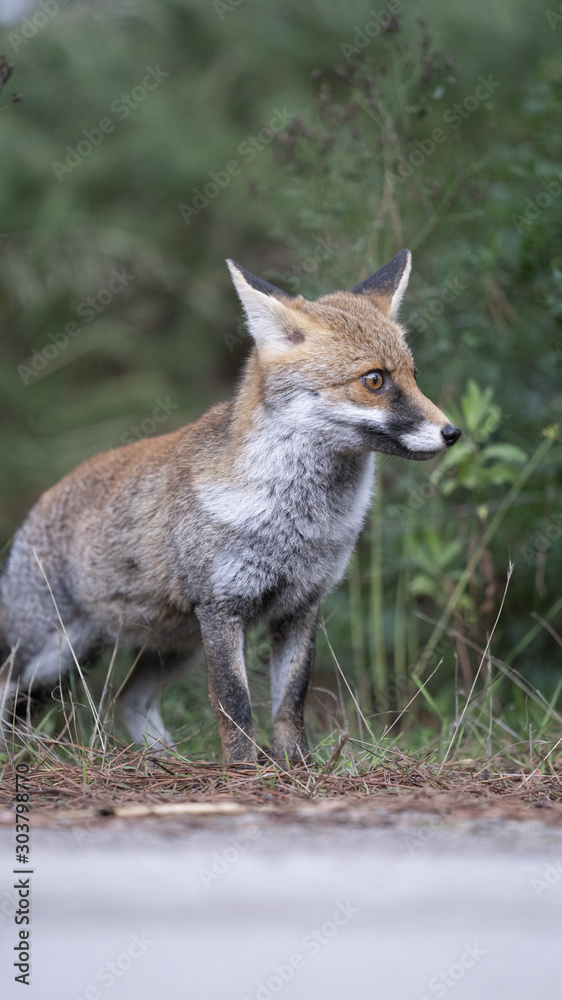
top-left (227, 259), bottom-right (300, 355)
top-left (352, 249), bottom-right (412, 319)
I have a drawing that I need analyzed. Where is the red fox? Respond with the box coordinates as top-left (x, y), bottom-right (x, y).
top-left (0, 250), bottom-right (460, 763)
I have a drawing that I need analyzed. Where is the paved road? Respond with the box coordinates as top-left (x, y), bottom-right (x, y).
top-left (1, 814), bottom-right (562, 1000)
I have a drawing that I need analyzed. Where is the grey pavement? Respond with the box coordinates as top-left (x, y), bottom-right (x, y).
top-left (1, 815), bottom-right (562, 1000)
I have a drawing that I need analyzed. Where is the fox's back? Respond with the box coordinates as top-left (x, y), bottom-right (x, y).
top-left (1, 420), bottom-right (200, 650)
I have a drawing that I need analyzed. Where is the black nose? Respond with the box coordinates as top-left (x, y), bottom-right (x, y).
top-left (442, 424), bottom-right (461, 447)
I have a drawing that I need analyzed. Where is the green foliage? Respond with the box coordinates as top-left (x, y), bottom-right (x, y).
top-left (435, 379), bottom-right (528, 496)
top-left (0, 0), bottom-right (561, 762)
top-left (409, 529), bottom-right (464, 603)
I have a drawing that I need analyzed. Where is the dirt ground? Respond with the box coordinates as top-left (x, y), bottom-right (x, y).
top-left (2, 755), bottom-right (562, 827)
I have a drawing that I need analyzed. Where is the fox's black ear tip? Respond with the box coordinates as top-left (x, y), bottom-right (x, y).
top-left (226, 259), bottom-right (292, 299)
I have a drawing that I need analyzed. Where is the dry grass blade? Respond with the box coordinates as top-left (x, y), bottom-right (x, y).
top-left (111, 642), bottom-right (148, 703)
top-left (32, 550), bottom-right (105, 754)
top-left (320, 619), bottom-right (378, 745)
top-left (92, 633), bottom-right (120, 749)
top-left (526, 735), bottom-right (562, 781)
top-left (215, 700), bottom-right (310, 789)
top-left (440, 563), bottom-right (514, 772)
top-left (414, 611), bottom-right (562, 725)
top-left (383, 659), bottom-right (444, 738)
top-left (307, 733), bottom-right (349, 799)
top-left (531, 612), bottom-right (562, 650)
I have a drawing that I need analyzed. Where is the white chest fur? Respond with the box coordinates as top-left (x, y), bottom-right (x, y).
top-left (197, 415), bottom-right (376, 607)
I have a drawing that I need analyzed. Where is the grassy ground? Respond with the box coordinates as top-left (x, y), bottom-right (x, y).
top-left (1, 597), bottom-right (561, 826)
top-left (2, 744), bottom-right (562, 827)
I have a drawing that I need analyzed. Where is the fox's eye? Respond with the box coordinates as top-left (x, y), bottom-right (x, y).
top-left (361, 370), bottom-right (384, 393)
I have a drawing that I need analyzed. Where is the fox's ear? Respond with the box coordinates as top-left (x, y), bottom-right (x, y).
top-left (352, 249), bottom-right (412, 319)
top-left (227, 259), bottom-right (300, 354)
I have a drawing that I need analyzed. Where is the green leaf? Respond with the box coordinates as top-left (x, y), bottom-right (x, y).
top-left (482, 443), bottom-right (528, 464)
top-left (410, 574), bottom-right (438, 597)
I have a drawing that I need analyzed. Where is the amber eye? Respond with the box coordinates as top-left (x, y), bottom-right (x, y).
top-left (360, 370), bottom-right (385, 393)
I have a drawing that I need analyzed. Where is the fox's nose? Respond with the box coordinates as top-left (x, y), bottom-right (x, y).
top-left (442, 424), bottom-right (462, 447)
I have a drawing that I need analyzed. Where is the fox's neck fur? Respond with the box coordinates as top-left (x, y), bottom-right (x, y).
top-left (193, 351), bottom-right (375, 617)
top-left (207, 349), bottom-right (375, 532)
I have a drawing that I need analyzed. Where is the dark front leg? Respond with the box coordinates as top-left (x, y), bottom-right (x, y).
top-left (269, 605), bottom-right (319, 766)
top-left (195, 605), bottom-right (255, 764)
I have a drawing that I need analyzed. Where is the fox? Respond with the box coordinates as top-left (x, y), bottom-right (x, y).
top-left (0, 249), bottom-right (460, 764)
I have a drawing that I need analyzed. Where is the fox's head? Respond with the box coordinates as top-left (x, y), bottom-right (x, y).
top-left (227, 251), bottom-right (461, 460)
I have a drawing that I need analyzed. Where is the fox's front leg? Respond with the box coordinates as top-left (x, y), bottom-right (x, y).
top-left (269, 605), bottom-right (319, 766)
top-left (195, 605), bottom-right (256, 764)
